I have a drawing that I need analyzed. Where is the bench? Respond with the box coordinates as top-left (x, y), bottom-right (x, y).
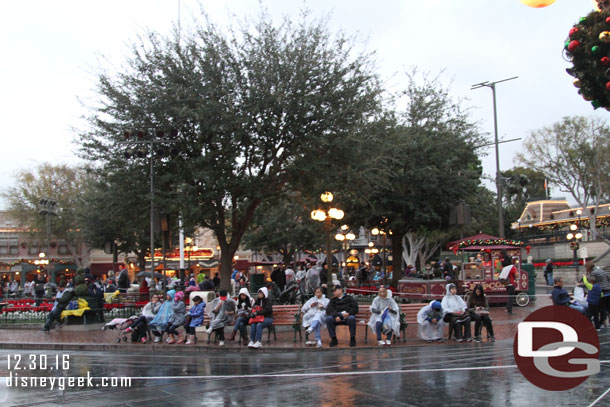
top-left (302, 303), bottom-right (427, 344)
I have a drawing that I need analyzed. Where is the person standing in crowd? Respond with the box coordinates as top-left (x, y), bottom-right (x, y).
top-left (500, 255), bottom-right (518, 315)
top-left (368, 287), bottom-right (400, 346)
top-left (417, 300), bottom-right (445, 342)
top-left (325, 285), bottom-right (359, 347)
top-left (199, 274), bottom-right (215, 291)
top-left (588, 262), bottom-right (610, 328)
top-left (34, 273), bottom-right (46, 306)
top-left (551, 277), bottom-right (586, 314)
top-left (231, 288), bottom-right (253, 342)
top-left (248, 287), bottom-right (273, 349)
top-left (544, 259), bottom-right (554, 286)
top-left (212, 273), bottom-right (221, 288)
top-left (442, 258), bottom-right (454, 280)
top-left (296, 265), bottom-right (307, 297)
top-left (583, 275), bottom-right (602, 331)
top-left (185, 295), bottom-right (206, 344)
top-left (301, 287), bottom-right (329, 347)
top-left (467, 284), bottom-right (495, 342)
top-left (206, 289), bottom-right (236, 346)
top-left (441, 283), bottom-right (472, 342)
top-left (86, 276), bottom-right (105, 322)
top-left (305, 263), bottom-right (320, 296)
top-left (271, 263), bottom-right (286, 291)
top-left (117, 265), bottom-right (129, 293)
top-left (41, 280), bottom-right (74, 332)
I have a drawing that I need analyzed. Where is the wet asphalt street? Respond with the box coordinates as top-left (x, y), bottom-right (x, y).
top-left (0, 335), bottom-right (609, 407)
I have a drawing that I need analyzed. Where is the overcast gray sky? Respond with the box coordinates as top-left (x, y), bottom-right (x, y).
top-left (0, 0), bottom-right (604, 207)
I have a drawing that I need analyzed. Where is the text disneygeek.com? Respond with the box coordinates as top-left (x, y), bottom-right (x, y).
top-left (5, 372), bottom-right (132, 391)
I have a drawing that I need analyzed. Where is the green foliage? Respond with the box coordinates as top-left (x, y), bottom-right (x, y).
top-left (78, 12), bottom-right (382, 290)
top-left (2, 164), bottom-right (89, 266)
top-left (74, 268), bottom-right (88, 297)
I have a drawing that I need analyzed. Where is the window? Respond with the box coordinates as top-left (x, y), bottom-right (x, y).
top-left (58, 242), bottom-right (70, 255)
top-left (8, 239), bottom-right (18, 255)
top-left (0, 239), bottom-right (7, 255)
top-left (28, 242), bottom-right (40, 255)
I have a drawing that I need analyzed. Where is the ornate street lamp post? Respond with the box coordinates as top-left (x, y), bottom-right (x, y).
top-left (311, 192), bottom-right (345, 292)
top-left (335, 225), bottom-right (356, 280)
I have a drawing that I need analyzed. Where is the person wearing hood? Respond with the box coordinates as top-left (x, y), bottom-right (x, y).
top-left (301, 287), bottom-right (329, 347)
top-left (150, 290), bottom-right (176, 343)
top-left (41, 280), bottom-right (74, 332)
top-left (467, 284), bottom-right (495, 342)
top-left (368, 287), bottom-right (400, 346)
top-left (231, 288), bottom-right (254, 342)
top-left (206, 289), bottom-right (236, 346)
top-left (166, 291), bottom-right (187, 344)
top-left (417, 301), bottom-right (444, 342)
top-left (325, 285), bottom-right (359, 347)
top-left (185, 295), bottom-right (206, 345)
top-left (441, 283), bottom-right (472, 342)
top-left (543, 259), bottom-right (554, 286)
top-left (125, 293), bottom-right (162, 342)
top-left (248, 287), bottom-right (273, 348)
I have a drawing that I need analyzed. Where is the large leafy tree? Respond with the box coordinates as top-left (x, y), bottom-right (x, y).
top-left (79, 13), bottom-right (382, 291)
top-left (2, 164), bottom-right (89, 266)
top-left (361, 74), bottom-right (485, 285)
top-left (516, 116), bottom-right (610, 246)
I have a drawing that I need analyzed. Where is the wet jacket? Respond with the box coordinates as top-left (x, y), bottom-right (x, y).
top-left (591, 267), bottom-right (610, 291)
top-left (583, 275), bottom-right (602, 306)
top-left (327, 294), bottom-right (359, 319)
top-left (252, 287), bottom-right (273, 318)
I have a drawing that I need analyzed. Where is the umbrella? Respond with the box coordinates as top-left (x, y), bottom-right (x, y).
top-left (136, 271), bottom-right (165, 279)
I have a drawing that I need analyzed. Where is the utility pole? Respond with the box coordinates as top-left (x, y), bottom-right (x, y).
top-left (471, 76), bottom-right (518, 238)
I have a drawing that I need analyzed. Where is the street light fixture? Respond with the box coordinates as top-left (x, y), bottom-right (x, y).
top-left (311, 192), bottom-right (345, 290)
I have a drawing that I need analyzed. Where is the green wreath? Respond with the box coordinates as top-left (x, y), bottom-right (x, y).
top-left (565, 7), bottom-right (610, 110)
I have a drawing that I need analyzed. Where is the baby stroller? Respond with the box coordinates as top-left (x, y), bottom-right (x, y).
top-left (102, 316), bottom-right (141, 343)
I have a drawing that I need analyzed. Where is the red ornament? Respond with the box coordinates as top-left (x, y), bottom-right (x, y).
top-left (567, 40), bottom-right (581, 52)
top-left (607, 16), bottom-right (610, 24)
top-left (606, 81), bottom-right (610, 90)
top-left (569, 27), bottom-right (579, 37)
top-left (525, 245), bottom-right (531, 254)
top-left (603, 57), bottom-right (610, 65)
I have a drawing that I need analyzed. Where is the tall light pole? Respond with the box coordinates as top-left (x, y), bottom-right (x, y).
top-left (311, 192), bottom-right (345, 291)
top-left (39, 198), bottom-right (57, 283)
top-left (471, 76), bottom-right (518, 238)
top-left (371, 227), bottom-right (389, 286)
top-left (121, 129), bottom-right (180, 289)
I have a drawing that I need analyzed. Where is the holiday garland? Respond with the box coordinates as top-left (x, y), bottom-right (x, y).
top-left (457, 239), bottom-right (524, 249)
top-left (565, 4), bottom-right (610, 109)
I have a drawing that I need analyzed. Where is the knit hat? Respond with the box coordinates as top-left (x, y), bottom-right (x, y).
top-left (174, 291), bottom-right (184, 301)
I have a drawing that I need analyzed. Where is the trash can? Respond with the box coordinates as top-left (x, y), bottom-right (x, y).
top-left (521, 263), bottom-right (536, 302)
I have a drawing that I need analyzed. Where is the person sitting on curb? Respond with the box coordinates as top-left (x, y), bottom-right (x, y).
top-left (301, 286), bottom-right (329, 347)
top-left (206, 289), bottom-right (236, 346)
top-left (368, 287), bottom-right (400, 346)
top-left (325, 285), bottom-right (359, 347)
top-left (41, 280), bottom-right (74, 332)
top-left (466, 284), bottom-right (495, 342)
top-left (166, 291), bottom-right (187, 344)
top-left (248, 287), bottom-right (273, 349)
top-left (441, 283), bottom-right (472, 342)
top-left (231, 288), bottom-right (254, 342)
top-left (417, 300), bottom-right (444, 343)
top-left (551, 277), bottom-right (586, 314)
top-left (185, 295), bottom-right (205, 344)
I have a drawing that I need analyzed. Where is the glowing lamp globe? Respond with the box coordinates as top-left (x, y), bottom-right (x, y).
top-left (520, 0), bottom-right (556, 7)
top-left (346, 232), bottom-right (356, 240)
top-left (320, 191), bottom-right (334, 203)
top-left (335, 234), bottom-right (346, 241)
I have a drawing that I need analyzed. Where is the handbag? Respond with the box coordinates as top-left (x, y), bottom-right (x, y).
top-left (248, 305), bottom-right (265, 324)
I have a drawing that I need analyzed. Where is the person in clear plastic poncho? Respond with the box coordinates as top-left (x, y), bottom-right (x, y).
top-left (417, 300), bottom-right (445, 342)
top-left (367, 287), bottom-right (400, 346)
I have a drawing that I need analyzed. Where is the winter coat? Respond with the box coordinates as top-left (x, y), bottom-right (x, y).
top-left (301, 295), bottom-right (329, 328)
top-left (188, 301), bottom-right (206, 327)
top-left (327, 293), bottom-right (359, 319)
top-left (252, 287), bottom-right (273, 318)
top-left (583, 275), bottom-right (602, 306)
top-left (551, 286), bottom-right (571, 306)
top-left (236, 288), bottom-right (254, 318)
top-left (466, 285), bottom-right (490, 312)
top-left (441, 284), bottom-right (467, 314)
top-left (591, 267), bottom-right (610, 291)
top-left (367, 291), bottom-right (400, 337)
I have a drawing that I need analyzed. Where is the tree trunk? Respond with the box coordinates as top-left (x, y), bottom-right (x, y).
top-left (218, 243), bottom-right (237, 292)
top-left (391, 233), bottom-right (404, 286)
